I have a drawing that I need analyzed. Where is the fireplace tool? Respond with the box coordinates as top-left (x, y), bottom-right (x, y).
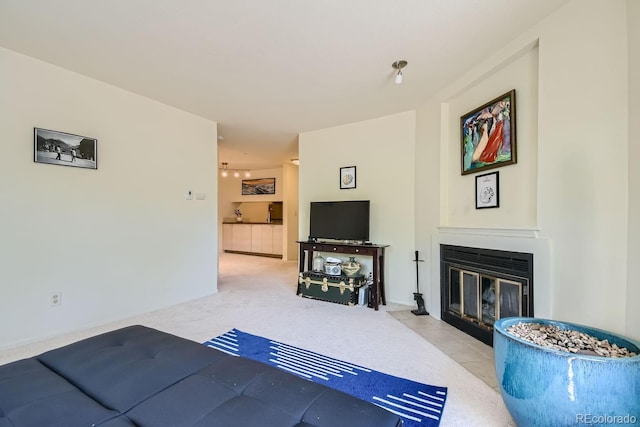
top-left (412, 250), bottom-right (429, 316)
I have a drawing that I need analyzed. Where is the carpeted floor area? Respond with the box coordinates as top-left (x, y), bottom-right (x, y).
top-left (0, 253), bottom-right (515, 426)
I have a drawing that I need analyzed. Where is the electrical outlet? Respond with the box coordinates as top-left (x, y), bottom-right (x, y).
top-left (51, 292), bottom-right (62, 307)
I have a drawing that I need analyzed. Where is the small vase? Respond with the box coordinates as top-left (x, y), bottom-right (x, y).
top-left (342, 256), bottom-right (361, 276)
top-left (312, 254), bottom-right (325, 272)
top-left (236, 216), bottom-right (243, 222)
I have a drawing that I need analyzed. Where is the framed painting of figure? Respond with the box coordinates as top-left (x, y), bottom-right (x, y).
top-left (460, 90), bottom-right (516, 175)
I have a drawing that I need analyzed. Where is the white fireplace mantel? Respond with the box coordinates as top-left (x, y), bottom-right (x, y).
top-left (437, 226), bottom-right (541, 239)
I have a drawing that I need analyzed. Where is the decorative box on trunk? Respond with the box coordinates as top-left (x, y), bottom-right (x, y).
top-left (298, 272), bottom-right (366, 306)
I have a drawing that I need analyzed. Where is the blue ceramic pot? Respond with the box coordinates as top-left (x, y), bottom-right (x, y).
top-left (494, 317), bottom-right (640, 427)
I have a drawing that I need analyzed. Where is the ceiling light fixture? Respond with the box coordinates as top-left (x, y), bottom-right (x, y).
top-left (220, 162), bottom-right (251, 178)
top-left (392, 60), bottom-right (408, 84)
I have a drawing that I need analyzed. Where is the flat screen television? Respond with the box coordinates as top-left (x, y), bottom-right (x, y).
top-left (309, 200), bottom-right (370, 242)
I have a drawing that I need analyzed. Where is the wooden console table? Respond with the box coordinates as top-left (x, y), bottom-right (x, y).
top-left (297, 241), bottom-right (389, 310)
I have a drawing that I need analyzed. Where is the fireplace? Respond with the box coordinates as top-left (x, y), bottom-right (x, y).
top-left (440, 245), bottom-right (533, 346)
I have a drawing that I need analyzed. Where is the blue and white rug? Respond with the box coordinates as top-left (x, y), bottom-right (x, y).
top-left (205, 329), bottom-right (447, 427)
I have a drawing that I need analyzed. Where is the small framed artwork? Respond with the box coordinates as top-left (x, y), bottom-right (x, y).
top-left (340, 166), bottom-right (356, 189)
top-left (461, 89), bottom-right (516, 175)
top-left (242, 177), bottom-right (276, 195)
top-left (475, 171), bottom-right (499, 209)
top-left (34, 128), bottom-right (97, 170)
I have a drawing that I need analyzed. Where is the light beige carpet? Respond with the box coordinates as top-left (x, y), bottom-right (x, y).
top-left (0, 253), bottom-right (515, 426)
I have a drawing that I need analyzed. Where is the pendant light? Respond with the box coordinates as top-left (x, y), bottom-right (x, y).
top-left (392, 60), bottom-right (408, 84)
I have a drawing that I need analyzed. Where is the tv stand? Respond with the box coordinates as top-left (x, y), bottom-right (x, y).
top-left (297, 241), bottom-right (389, 310)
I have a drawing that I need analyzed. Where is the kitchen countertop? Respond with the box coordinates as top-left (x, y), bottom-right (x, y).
top-left (222, 221), bottom-right (283, 225)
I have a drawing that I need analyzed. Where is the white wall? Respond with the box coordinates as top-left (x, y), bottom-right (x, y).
top-left (444, 47), bottom-right (538, 228)
top-left (0, 47), bottom-right (219, 348)
top-left (535, 0), bottom-right (629, 333)
top-left (237, 202), bottom-right (270, 223)
top-left (626, 0), bottom-right (640, 338)
top-left (299, 111), bottom-right (416, 305)
top-left (282, 162), bottom-right (299, 261)
top-left (414, 100), bottom-right (441, 316)
top-left (415, 0), bottom-right (636, 339)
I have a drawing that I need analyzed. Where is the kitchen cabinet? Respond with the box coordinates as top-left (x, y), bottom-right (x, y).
top-left (223, 223), bottom-right (282, 257)
top-left (251, 224), bottom-right (273, 253)
top-left (272, 225), bottom-right (283, 255)
top-left (232, 224), bottom-right (252, 252)
top-left (222, 224), bottom-right (233, 251)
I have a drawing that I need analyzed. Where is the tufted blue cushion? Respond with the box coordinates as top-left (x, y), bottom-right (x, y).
top-left (124, 337), bottom-right (403, 427)
top-left (0, 358), bottom-right (124, 426)
top-left (1, 326), bottom-right (402, 427)
top-left (37, 325), bottom-right (226, 413)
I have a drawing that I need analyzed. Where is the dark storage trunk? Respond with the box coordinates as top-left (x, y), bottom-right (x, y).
top-left (298, 272), bottom-right (365, 306)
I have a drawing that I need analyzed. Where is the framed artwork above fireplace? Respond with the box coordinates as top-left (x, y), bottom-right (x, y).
top-left (461, 89), bottom-right (516, 175)
top-left (475, 171), bottom-right (499, 209)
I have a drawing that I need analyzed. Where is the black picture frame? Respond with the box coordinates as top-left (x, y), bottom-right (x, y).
top-left (241, 177), bottom-right (276, 195)
top-left (340, 166), bottom-right (356, 189)
top-left (34, 128), bottom-right (97, 170)
top-left (461, 89), bottom-right (516, 175)
top-left (475, 171), bottom-right (499, 209)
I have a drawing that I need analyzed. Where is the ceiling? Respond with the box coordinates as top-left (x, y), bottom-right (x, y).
top-left (0, 0), bottom-right (569, 170)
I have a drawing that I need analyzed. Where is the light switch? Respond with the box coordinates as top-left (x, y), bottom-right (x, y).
top-left (186, 190), bottom-right (193, 200)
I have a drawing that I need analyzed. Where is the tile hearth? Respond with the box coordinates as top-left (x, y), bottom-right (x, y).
top-left (391, 310), bottom-right (499, 391)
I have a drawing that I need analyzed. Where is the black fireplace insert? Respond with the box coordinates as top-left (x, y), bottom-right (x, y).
top-left (440, 245), bottom-right (533, 346)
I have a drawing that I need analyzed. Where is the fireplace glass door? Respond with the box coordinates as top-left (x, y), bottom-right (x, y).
top-left (462, 271), bottom-right (479, 319)
top-left (447, 267), bottom-right (526, 328)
